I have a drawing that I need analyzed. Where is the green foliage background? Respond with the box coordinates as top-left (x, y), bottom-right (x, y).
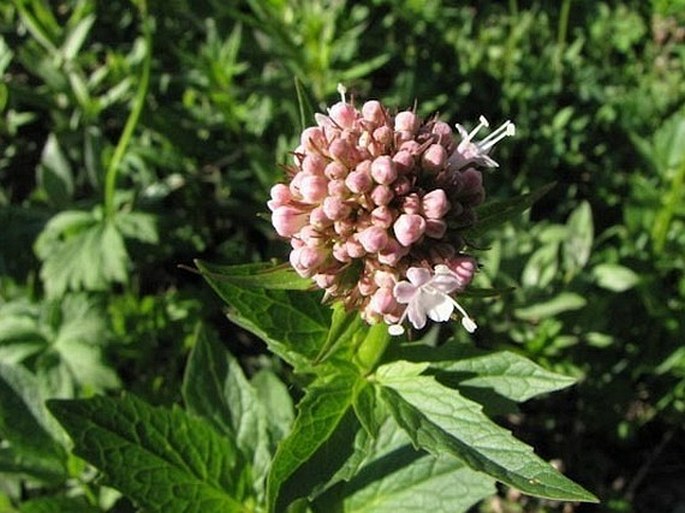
top-left (1, 0), bottom-right (684, 512)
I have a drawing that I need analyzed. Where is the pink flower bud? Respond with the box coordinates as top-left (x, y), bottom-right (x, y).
top-left (323, 196), bottom-right (351, 220)
top-left (401, 193), bottom-right (422, 214)
top-left (371, 206), bottom-right (395, 228)
top-left (373, 126), bottom-right (394, 146)
top-left (378, 237), bottom-right (407, 265)
top-left (329, 138), bottom-right (357, 163)
top-left (329, 102), bottom-right (357, 129)
top-left (290, 246), bottom-right (326, 277)
top-left (421, 144), bottom-right (447, 173)
top-left (400, 140), bottom-right (421, 155)
top-left (309, 206), bottom-right (331, 228)
top-left (373, 270), bottom-right (397, 289)
top-left (272, 206), bottom-right (307, 237)
top-left (446, 256), bottom-right (477, 290)
top-left (393, 213), bottom-right (426, 246)
top-left (313, 273), bottom-right (336, 289)
top-left (395, 111), bottom-right (419, 133)
top-left (362, 100), bottom-right (384, 124)
top-left (431, 121), bottom-right (453, 145)
top-left (461, 168), bottom-right (483, 191)
top-left (392, 150), bottom-right (414, 174)
top-left (300, 127), bottom-right (326, 152)
top-left (302, 154), bottom-right (326, 175)
top-left (267, 183), bottom-right (292, 210)
top-left (298, 225), bottom-right (323, 247)
top-left (421, 189), bottom-right (450, 219)
top-left (327, 179), bottom-right (348, 197)
top-left (371, 156), bottom-right (398, 185)
top-left (358, 226), bottom-right (389, 253)
top-left (300, 174), bottom-right (328, 203)
top-left (370, 286), bottom-right (396, 314)
top-left (345, 169), bottom-right (373, 193)
top-left (334, 218), bottom-right (355, 236)
top-left (324, 161), bottom-right (348, 180)
top-left (371, 185), bottom-right (393, 206)
top-left (425, 218), bottom-right (447, 239)
top-left (346, 237), bottom-right (366, 258)
top-left (357, 274), bottom-right (376, 296)
top-left (332, 241), bottom-right (351, 262)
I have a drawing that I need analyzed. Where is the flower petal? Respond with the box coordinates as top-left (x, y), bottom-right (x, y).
top-left (393, 282), bottom-right (418, 303)
top-left (406, 299), bottom-right (428, 330)
top-left (406, 267), bottom-right (432, 287)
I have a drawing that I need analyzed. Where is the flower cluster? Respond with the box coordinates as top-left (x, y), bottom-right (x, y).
top-left (268, 85), bottom-right (514, 335)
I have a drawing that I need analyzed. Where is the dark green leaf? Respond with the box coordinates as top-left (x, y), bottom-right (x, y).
top-left (196, 260), bottom-right (330, 371)
top-left (267, 371), bottom-right (360, 512)
top-left (47, 395), bottom-right (251, 513)
top-left (0, 363), bottom-right (67, 481)
top-left (376, 361), bottom-right (597, 502)
top-left (37, 134), bottom-right (74, 208)
top-left (182, 326), bottom-right (271, 497)
top-left (316, 416), bottom-right (495, 513)
top-left (19, 496), bottom-right (100, 513)
top-left (467, 183), bottom-right (556, 238)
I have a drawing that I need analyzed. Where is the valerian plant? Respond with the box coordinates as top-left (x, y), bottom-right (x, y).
top-left (45, 87), bottom-right (597, 512)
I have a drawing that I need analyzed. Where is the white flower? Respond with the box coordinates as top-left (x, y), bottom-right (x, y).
top-left (449, 115), bottom-right (516, 169)
top-left (388, 264), bottom-right (477, 336)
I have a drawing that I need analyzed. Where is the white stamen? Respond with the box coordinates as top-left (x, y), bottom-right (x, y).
top-left (477, 120), bottom-right (515, 152)
top-left (388, 324), bottom-right (405, 336)
top-left (465, 115), bottom-right (490, 142)
top-left (448, 296), bottom-right (477, 333)
top-left (337, 83), bottom-right (347, 103)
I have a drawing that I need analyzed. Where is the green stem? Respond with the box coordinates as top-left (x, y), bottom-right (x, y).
top-left (555, 0), bottom-right (571, 72)
top-left (103, 0), bottom-right (152, 219)
top-left (652, 158), bottom-right (685, 253)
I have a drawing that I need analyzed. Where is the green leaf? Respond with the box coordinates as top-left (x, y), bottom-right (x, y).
top-left (19, 496), bottom-right (100, 513)
top-left (196, 260), bottom-right (330, 371)
top-left (47, 395), bottom-right (251, 513)
top-left (592, 263), bottom-right (640, 292)
top-left (61, 14), bottom-right (95, 61)
top-left (37, 134), bottom-right (74, 208)
top-left (251, 370), bottom-right (295, 443)
top-left (182, 326), bottom-right (271, 497)
top-left (562, 201), bottom-right (594, 278)
top-left (196, 261), bottom-right (312, 290)
top-left (115, 210), bottom-right (159, 244)
top-left (267, 371), bottom-right (360, 512)
top-left (376, 362), bottom-right (597, 503)
top-left (434, 350), bottom-right (577, 402)
top-left (35, 212), bottom-right (129, 297)
top-left (316, 416), bottom-right (495, 513)
top-left (0, 363), bottom-right (68, 481)
top-left (514, 292), bottom-right (587, 321)
top-left (467, 183), bottom-right (556, 238)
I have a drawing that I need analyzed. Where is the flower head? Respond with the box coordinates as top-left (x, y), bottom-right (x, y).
top-left (268, 85), bottom-right (513, 334)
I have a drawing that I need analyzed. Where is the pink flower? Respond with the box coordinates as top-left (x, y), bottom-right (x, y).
top-left (449, 115), bottom-right (515, 169)
top-left (389, 265), bottom-right (477, 335)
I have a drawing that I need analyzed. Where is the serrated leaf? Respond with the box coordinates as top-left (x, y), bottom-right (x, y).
top-left (376, 362), bottom-right (597, 503)
top-left (196, 260), bottom-right (330, 371)
top-left (35, 212), bottom-right (129, 297)
top-left (115, 210), bottom-right (159, 244)
top-left (196, 261), bottom-right (312, 290)
top-left (514, 292), bottom-right (587, 321)
top-left (0, 363), bottom-right (68, 481)
top-left (320, 417), bottom-right (495, 513)
top-left (434, 350), bottom-right (577, 402)
top-left (47, 395), bottom-right (251, 513)
top-left (182, 327), bottom-right (271, 498)
top-left (267, 371), bottom-right (361, 512)
top-left (467, 183), bottom-right (556, 238)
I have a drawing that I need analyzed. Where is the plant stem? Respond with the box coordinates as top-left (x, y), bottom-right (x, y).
top-left (103, 0), bottom-right (152, 219)
top-left (555, 0), bottom-right (572, 74)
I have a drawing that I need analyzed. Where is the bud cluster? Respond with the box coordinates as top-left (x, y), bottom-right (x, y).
top-left (268, 85), bottom-right (514, 334)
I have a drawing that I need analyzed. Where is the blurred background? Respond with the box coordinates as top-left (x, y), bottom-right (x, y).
top-left (1, 1), bottom-right (684, 512)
